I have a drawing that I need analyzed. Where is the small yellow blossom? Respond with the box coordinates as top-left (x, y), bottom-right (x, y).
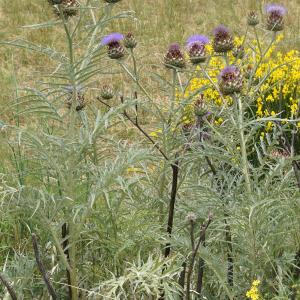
top-left (149, 129), bottom-right (162, 138)
top-left (214, 117), bottom-right (224, 126)
top-left (246, 279), bottom-right (261, 300)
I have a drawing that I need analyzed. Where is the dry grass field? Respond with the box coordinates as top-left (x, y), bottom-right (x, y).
top-left (0, 0), bottom-right (299, 107)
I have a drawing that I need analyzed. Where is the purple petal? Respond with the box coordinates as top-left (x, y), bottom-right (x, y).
top-left (101, 33), bottom-right (124, 45)
top-left (213, 25), bottom-right (230, 36)
top-left (265, 4), bottom-right (286, 15)
top-left (219, 65), bottom-right (239, 79)
top-left (186, 34), bottom-right (209, 47)
top-left (168, 43), bottom-right (181, 51)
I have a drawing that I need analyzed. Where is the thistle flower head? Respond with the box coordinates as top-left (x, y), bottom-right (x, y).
top-left (186, 34), bottom-right (209, 47)
top-left (49, 0), bottom-right (80, 18)
top-left (188, 43), bottom-right (207, 64)
top-left (101, 33), bottom-right (125, 59)
top-left (164, 43), bottom-right (185, 69)
top-left (124, 32), bottom-right (137, 49)
top-left (212, 25), bottom-right (234, 53)
top-left (218, 65), bottom-right (243, 95)
top-left (100, 85), bottom-right (114, 100)
top-left (265, 4), bottom-right (286, 31)
top-left (186, 35), bottom-right (209, 64)
top-left (247, 10), bottom-right (260, 26)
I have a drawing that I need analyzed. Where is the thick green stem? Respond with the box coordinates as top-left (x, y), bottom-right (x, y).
top-left (237, 96), bottom-right (251, 194)
top-left (168, 68), bottom-right (177, 125)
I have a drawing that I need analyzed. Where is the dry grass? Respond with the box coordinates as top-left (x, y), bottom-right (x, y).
top-left (0, 0), bottom-right (299, 108)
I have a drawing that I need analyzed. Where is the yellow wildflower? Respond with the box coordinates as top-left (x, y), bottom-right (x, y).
top-left (246, 279), bottom-right (261, 300)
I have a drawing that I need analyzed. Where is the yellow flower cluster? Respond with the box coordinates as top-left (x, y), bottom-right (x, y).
top-left (246, 279), bottom-right (261, 300)
top-left (255, 46), bottom-right (300, 128)
top-left (181, 34), bottom-right (300, 131)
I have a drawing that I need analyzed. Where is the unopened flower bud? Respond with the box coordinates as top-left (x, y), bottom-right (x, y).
top-left (194, 96), bottom-right (209, 117)
top-left (49, 0), bottom-right (79, 17)
top-left (100, 85), bottom-right (114, 100)
top-left (247, 11), bottom-right (260, 27)
top-left (64, 85), bottom-right (85, 110)
top-left (124, 32), bottom-right (137, 49)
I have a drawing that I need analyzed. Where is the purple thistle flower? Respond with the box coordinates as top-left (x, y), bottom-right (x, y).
top-left (164, 43), bottom-right (185, 69)
top-left (265, 4), bottom-right (286, 15)
top-left (186, 35), bottom-right (209, 47)
top-left (265, 4), bottom-right (286, 31)
top-left (101, 33), bottom-right (124, 46)
top-left (101, 32), bottom-right (125, 59)
top-left (218, 65), bottom-right (243, 95)
top-left (212, 25), bottom-right (234, 53)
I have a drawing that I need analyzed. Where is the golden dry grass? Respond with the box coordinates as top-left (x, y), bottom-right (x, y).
top-left (0, 0), bottom-right (299, 108)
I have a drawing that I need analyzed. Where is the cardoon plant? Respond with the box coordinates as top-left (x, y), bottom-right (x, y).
top-left (1, 1), bottom-right (300, 300)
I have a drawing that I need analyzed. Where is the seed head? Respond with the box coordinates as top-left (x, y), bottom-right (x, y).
top-left (218, 65), bottom-right (243, 95)
top-left (265, 4), bottom-right (286, 31)
top-left (212, 25), bottom-right (234, 53)
top-left (164, 43), bottom-right (185, 69)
